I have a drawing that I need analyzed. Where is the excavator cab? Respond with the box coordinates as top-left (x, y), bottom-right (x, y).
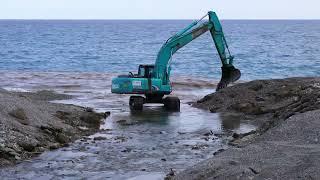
top-left (137, 65), bottom-right (154, 78)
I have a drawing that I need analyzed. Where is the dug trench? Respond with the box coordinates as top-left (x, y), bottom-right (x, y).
top-left (0, 89), bottom-right (108, 167)
top-left (170, 77), bottom-right (320, 179)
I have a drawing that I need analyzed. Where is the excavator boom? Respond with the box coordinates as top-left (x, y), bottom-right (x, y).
top-left (154, 11), bottom-right (240, 88)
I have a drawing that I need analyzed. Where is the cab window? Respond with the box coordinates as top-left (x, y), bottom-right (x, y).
top-left (138, 66), bottom-right (145, 77)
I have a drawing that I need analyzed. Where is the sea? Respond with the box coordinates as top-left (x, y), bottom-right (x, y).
top-left (1, 20), bottom-right (319, 80)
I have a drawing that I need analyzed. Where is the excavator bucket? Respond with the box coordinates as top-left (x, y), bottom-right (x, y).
top-left (216, 66), bottom-right (241, 91)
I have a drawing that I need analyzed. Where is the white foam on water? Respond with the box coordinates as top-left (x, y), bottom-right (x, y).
top-left (2, 87), bottom-right (30, 92)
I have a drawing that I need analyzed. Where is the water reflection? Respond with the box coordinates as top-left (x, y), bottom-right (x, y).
top-left (219, 113), bottom-right (241, 131)
top-left (218, 113), bottom-right (256, 134)
top-left (129, 105), bottom-right (173, 125)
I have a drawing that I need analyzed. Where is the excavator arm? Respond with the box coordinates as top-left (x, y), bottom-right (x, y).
top-left (154, 11), bottom-right (241, 90)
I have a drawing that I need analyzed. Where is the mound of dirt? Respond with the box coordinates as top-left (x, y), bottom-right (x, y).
top-left (195, 77), bottom-right (320, 132)
top-left (172, 77), bottom-right (320, 180)
top-left (0, 89), bottom-right (108, 167)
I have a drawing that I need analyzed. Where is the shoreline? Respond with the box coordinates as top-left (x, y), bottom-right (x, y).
top-left (0, 89), bottom-right (108, 167)
top-left (171, 77), bottom-right (320, 179)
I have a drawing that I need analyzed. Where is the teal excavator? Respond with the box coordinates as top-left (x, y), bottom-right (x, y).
top-left (111, 11), bottom-right (241, 111)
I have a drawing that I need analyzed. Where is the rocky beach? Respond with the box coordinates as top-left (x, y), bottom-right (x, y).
top-left (0, 89), bottom-right (107, 167)
top-left (1, 76), bottom-right (320, 179)
top-left (172, 77), bottom-right (320, 179)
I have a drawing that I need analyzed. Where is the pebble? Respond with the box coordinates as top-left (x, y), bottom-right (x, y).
top-left (14, 155), bottom-right (21, 160)
top-left (213, 149), bottom-right (225, 156)
top-left (43, 129), bottom-right (52, 134)
top-left (85, 107), bottom-right (94, 112)
top-left (160, 131), bottom-right (167, 134)
top-left (116, 119), bottom-right (127, 124)
top-left (3, 147), bottom-right (15, 153)
top-left (93, 136), bottom-right (107, 141)
top-left (104, 111), bottom-right (111, 118)
top-left (121, 148), bottom-right (132, 153)
top-left (78, 126), bottom-right (89, 131)
top-left (55, 133), bottom-right (70, 144)
top-left (203, 130), bottom-right (214, 136)
top-left (255, 96), bottom-right (265, 101)
top-left (49, 143), bottom-right (60, 150)
top-left (8, 150), bottom-right (20, 157)
top-left (229, 160), bottom-right (239, 165)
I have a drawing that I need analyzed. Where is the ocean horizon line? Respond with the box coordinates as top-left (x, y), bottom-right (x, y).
top-left (0, 18), bottom-right (319, 21)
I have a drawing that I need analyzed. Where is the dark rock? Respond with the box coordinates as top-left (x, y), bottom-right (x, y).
top-left (43, 129), bottom-right (52, 134)
top-left (55, 111), bottom-right (71, 120)
top-left (229, 160), bottom-right (239, 165)
top-left (80, 112), bottom-right (104, 126)
top-left (1, 147), bottom-right (14, 154)
top-left (203, 130), bottom-right (214, 136)
top-left (121, 148), bottom-right (132, 153)
top-left (165, 168), bottom-right (176, 180)
top-left (116, 119), bottom-right (127, 124)
top-left (255, 96), bottom-right (265, 101)
top-left (209, 106), bottom-right (219, 113)
top-left (104, 111), bottom-right (111, 118)
top-left (55, 133), bottom-right (70, 144)
top-left (40, 125), bottom-right (62, 133)
top-left (85, 107), bottom-right (94, 112)
top-left (78, 126), bottom-right (89, 131)
top-left (161, 158), bottom-right (167, 161)
top-left (242, 130), bottom-right (257, 137)
top-left (49, 143), bottom-right (60, 150)
top-left (213, 148), bottom-right (225, 155)
top-left (249, 83), bottom-right (263, 91)
top-left (114, 136), bottom-right (127, 142)
top-left (18, 140), bottom-right (37, 152)
top-left (8, 150), bottom-right (19, 157)
top-left (8, 108), bottom-right (29, 125)
top-left (232, 133), bottom-right (240, 139)
top-left (191, 145), bottom-right (200, 150)
top-left (14, 155), bottom-right (21, 160)
top-left (0, 143), bottom-right (5, 149)
top-left (249, 167), bottom-right (259, 174)
top-left (201, 137), bottom-right (210, 141)
top-left (93, 136), bottom-right (107, 141)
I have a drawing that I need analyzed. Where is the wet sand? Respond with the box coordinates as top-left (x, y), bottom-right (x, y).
top-left (0, 89), bottom-right (107, 167)
top-left (173, 77), bottom-right (320, 179)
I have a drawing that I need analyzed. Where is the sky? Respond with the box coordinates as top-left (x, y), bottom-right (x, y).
top-left (1, 0), bottom-right (319, 20)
